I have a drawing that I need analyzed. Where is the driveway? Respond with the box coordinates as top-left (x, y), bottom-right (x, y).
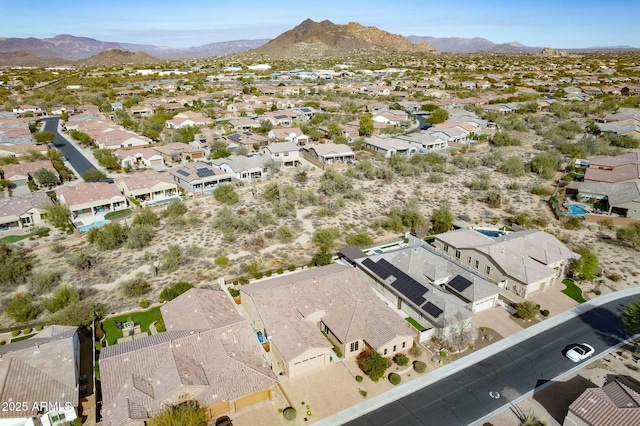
top-left (41, 117), bottom-right (98, 178)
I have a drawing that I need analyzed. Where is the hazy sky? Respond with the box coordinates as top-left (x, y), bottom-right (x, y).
top-left (3, 0), bottom-right (638, 48)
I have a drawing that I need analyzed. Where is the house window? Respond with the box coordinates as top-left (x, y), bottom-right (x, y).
top-left (443, 243), bottom-right (449, 252)
top-left (393, 345), bottom-right (396, 352)
top-left (474, 260), bottom-right (479, 270)
top-left (384, 348), bottom-right (387, 355)
top-left (350, 341), bottom-right (359, 352)
top-left (284, 152), bottom-right (289, 156)
top-left (455, 250), bottom-right (461, 260)
top-left (485, 265), bottom-right (491, 275)
top-left (467, 256), bottom-right (472, 264)
top-left (402, 342), bottom-right (406, 349)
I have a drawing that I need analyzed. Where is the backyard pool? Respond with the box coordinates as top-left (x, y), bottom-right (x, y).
top-left (77, 220), bottom-right (111, 232)
top-left (476, 229), bottom-right (507, 238)
top-left (568, 204), bottom-right (589, 216)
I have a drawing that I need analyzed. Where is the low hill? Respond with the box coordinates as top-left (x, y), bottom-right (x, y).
top-left (0, 50), bottom-right (69, 66)
top-left (80, 49), bottom-right (163, 66)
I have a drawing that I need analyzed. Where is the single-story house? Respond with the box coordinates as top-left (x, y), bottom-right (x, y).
top-left (57, 182), bottom-right (128, 219)
top-left (373, 110), bottom-right (409, 126)
top-left (240, 264), bottom-right (417, 378)
top-left (0, 326), bottom-right (80, 425)
top-left (168, 163), bottom-right (232, 194)
top-left (0, 143), bottom-right (47, 158)
top-left (114, 147), bottom-right (165, 168)
top-left (1, 159), bottom-right (59, 188)
top-left (395, 132), bottom-right (448, 152)
top-left (210, 155), bottom-right (269, 182)
top-left (267, 127), bottom-right (309, 145)
top-left (364, 136), bottom-right (417, 158)
top-left (564, 378), bottom-right (640, 426)
top-left (154, 142), bottom-right (205, 163)
top-left (261, 141), bottom-right (301, 168)
top-left (303, 143), bottom-right (355, 168)
top-left (224, 132), bottom-right (270, 151)
top-left (433, 229), bottom-right (579, 298)
top-left (100, 288), bottom-right (277, 425)
top-left (165, 111), bottom-right (212, 129)
top-left (0, 191), bottom-right (53, 230)
top-left (115, 170), bottom-right (179, 206)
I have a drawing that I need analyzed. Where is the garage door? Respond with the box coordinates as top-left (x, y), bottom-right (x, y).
top-left (235, 389), bottom-right (270, 412)
top-left (149, 159), bottom-right (163, 167)
top-left (474, 298), bottom-right (495, 312)
top-left (290, 353), bottom-right (326, 378)
top-left (204, 401), bottom-right (229, 421)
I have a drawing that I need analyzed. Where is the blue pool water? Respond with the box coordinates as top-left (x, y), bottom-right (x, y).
top-left (568, 204), bottom-right (588, 216)
top-left (476, 229), bottom-right (507, 238)
top-left (77, 220), bottom-right (111, 232)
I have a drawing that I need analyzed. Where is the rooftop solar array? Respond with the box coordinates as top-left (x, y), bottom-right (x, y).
top-left (422, 301), bottom-right (444, 319)
top-left (362, 258), bottom-right (426, 306)
top-left (196, 168), bottom-right (215, 178)
top-left (176, 169), bottom-right (190, 177)
top-left (448, 275), bottom-right (473, 293)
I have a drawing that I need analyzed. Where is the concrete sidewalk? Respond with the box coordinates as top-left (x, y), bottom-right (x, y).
top-left (315, 287), bottom-right (640, 426)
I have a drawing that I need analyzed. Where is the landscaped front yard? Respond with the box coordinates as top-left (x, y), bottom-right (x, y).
top-left (101, 306), bottom-right (162, 346)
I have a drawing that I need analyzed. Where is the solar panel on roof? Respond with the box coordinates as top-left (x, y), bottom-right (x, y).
top-left (448, 275), bottom-right (473, 293)
top-left (196, 168), bottom-right (215, 178)
top-left (176, 169), bottom-right (190, 177)
top-left (363, 258), bottom-right (426, 306)
top-left (422, 302), bottom-right (444, 318)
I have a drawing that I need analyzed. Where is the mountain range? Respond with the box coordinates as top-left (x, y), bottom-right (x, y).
top-left (0, 19), bottom-right (635, 66)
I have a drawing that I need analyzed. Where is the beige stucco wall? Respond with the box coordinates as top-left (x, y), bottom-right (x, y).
top-left (287, 347), bottom-right (330, 379)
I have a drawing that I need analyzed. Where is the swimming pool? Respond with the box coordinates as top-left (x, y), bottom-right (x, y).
top-left (77, 220), bottom-right (111, 232)
top-left (568, 204), bottom-right (589, 216)
top-left (476, 229), bottom-right (507, 238)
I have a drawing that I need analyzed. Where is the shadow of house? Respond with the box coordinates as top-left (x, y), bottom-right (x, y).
top-left (533, 375), bottom-right (598, 423)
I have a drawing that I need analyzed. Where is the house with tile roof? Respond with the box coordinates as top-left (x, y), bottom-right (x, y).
top-left (584, 153), bottom-right (640, 183)
top-left (434, 229), bottom-right (579, 298)
top-left (0, 326), bottom-right (79, 425)
top-left (364, 136), bottom-right (417, 158)
top-left (261, 141), bottom-right (302, 168)
top-left (154, 142), bottom-right (204, 163)
top-left (240, 264), bottom-right (416, 379)
top-left (168, 163), bottom-right (232, 194)
top-left (114, 147), bottom-right (165, 169)
top-left (1, 159), bottom-right (59, 188)
top-left (564, 378), bottom-right (640, 426)
top-left (395, 132), bottom-right (448, 153)
top-left (100, 289), bottom-right (277, 425)
top-left (0, 191), bottom-right (53, 230)
top-left (115, 170), bottom-right (179, 206)
top-left (0, 143), bottom-right (47, 159)
top-left (57, 182), bottom-right (128, 220)
top-left (302, 143), bottom-right (355, 169)
top-left (210, 155), bottom-right (269, 182)
top-left (267, 127), bottom-right (309, 145)
top-left (165, 111), bottom-right (212, 129)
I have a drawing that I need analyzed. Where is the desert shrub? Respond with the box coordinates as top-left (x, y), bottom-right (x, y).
top-left (158, 281), bottom-right (193, 302)
top-left (563, 217), bottom-right (583, 230)
top-left (6, 293), bottom-right (40, 323)
top-left (288, 265), bottom-right (296, 272)
top-left (607, 272), bottom-right (623, 282)
top-left (394, 353), bottom-right (409, 366)
top-left (215, 256), bottom-right (229, 266)
top-left (277, 267), bottom-right (284, 274)
top-left (346, 230), bottom-right (374, 247)
top-left (388, 373), bottom-right (401, 385)
top-left (126, 224), bottom-right (155, 249)
top-left (408, 342), bottom-right (423, 357)
top-left (42, 285), bottom-right (80, 313)
top-left (359, 389), bottom-right (367, 397)
top-left (427, 173), bottom-right (445, 183)
top-left (540, 309), bottom-right (550, 317)
top-left (155, 317), bottom-right (166, 333)
top-left (35, 325), bottom-right (43, 331)
top-left (138, 299), bottom-right (151, 309)
top-left (0, 340), bottom-right (5, 345)
top-left (355, 375), bottom-right (363, 382)
top-left (413, 361), bottom-right (427, 373)
top-left (163, 200), bottom-right (187, 218)
top-left (23, 328), bottom-right (32, 335)
top-left (160, 245), bottom-right (182, 272)
top-left (213, 184), bottom-right (239, 204)
top-left (516, 301), bottom-right (540, 320)
top-left (530, 185), bottom-right (552, 196)
top-left (277, 225), bottom-right (295, 243)
top-left (29, 271), bottom-right (62, 295)
top-left (282, 407), bottom-right (297, 421)
top-left (132, 208), bottom-right (159, 227)
top-left (357, 349), bottom-right (389, 382)
top-left (120, 277), bottom-right (152, 298)
top-left (86, 222), bottom-right (128, 250)
top-left (0, 243), bottom-right (33, 287)
top-left (11, 330), bottom-right (20, 337)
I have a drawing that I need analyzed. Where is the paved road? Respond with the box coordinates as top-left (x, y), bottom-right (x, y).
top-left (346, 295), bottom-right (635, 426)
top-left (41, 117), bottom-right (98, 177)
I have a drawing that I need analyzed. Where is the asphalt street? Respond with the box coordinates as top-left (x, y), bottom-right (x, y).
top-left (41, 117), bottom-right (97, 177)
top-left (346, 295), bottom-right (635, 426)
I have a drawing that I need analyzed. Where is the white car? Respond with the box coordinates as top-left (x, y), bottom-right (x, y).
top-left (566, 343), bottom-right (595, 362)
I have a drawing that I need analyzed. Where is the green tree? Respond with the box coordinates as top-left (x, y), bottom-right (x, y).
top-left (94, 149), bottom-right (120, 170)
top-left (86, 222), bottom-right (128, 250)
top-left (174, 125), bottom-right (200, 143)
top-left (32, 168), bottom-right (59, 187)
top-left (516, 301), bottom-right (540, 320)
top-left (6, 293), bottom-right (40, 323)
top-left (46, 299), bottom-right (105, 327)
top-left (126, 224), bottom-right (154, 249)
top-left (500, 157), bottom-right (525, 177)
top-left (431, 203), bottom-right (455, 234)
top-left (213, 184), bottom-right (239, 204)
top-left (530, 152), bottom-right (560, 179)
top-left (159, 282), bottom-right (194, 302)
top-left (161, 245), bottom-right (182, 273)
top-left (359, 113), bottom-right (374, 137)
top-left (42, 285), bottom-right (80, 313)
top-left (147, 402), bottom-right (207, 426)
top-left (132, 208), bottom-right (159, 227)
top-left (426, 108), bottom-right (449, 125)
top-left (622, 300), bottom-right (640, 335)
top-left (357, 349), bottom-right (389, 382)
top-left (346, 230), bottom-right (374, 247)
top-left (120, 276), bottom-right (152, 298)
top-left (0, 243), bottom-right (33, 287)
top-left (571, 249), bottom-right (599, 282)
top-left (312, 228), bottom-right (341, 251)
top-left (81, 169), bottom-right (107, 182)
top-left (43, 202), bottom-right (71, 228)
top-left (33, 131), bottom-right (56, 145)
top-left (163, 200), bottom-right (188, 219)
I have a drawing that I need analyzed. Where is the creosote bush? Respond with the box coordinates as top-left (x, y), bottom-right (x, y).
top-left (388, 373), bottom-right (401, 385)
top-left (413, 361), bottom-right (427, 373)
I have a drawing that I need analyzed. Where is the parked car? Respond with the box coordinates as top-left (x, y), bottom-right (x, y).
top-left (565, 343), bottom-right (595, 362)
top-left (215, 415), bottom-right (233, 426)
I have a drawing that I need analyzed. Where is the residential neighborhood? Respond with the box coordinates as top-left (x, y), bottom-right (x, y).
top-left (0, 11), bottom-right (639, 426)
